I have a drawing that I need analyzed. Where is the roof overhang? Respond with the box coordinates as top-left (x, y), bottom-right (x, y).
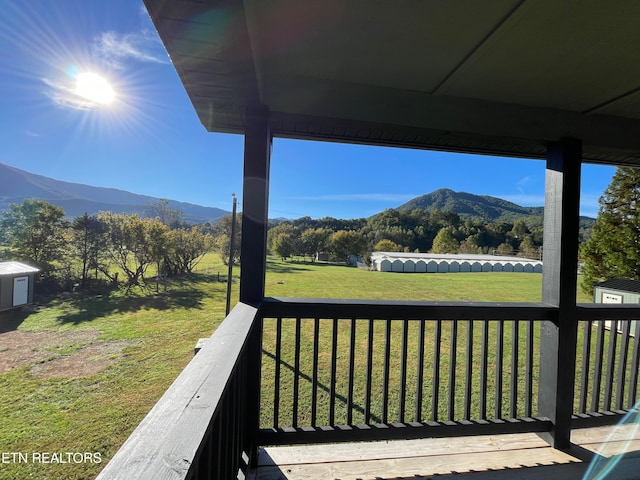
top-left (0, 261), bottom-right (39, 276)
top-left (143, 0), bottom-right (640, 165)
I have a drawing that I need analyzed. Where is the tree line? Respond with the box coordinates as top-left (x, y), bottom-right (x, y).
top-left (267, 209), bottom-right (545, 263)
top-left (0, 197), bottom-right (546, 292)
top-left (8, 163), bottom-right (635, 298)
top-left (0, 199), bottom-right (216, 291)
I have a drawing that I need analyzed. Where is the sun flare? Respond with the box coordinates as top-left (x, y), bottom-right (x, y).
top-left (75, 72), bottom-right (115, 105)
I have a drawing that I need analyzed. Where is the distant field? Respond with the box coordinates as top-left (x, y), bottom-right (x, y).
top-left (0, 255), bottom-right (590, 479)
top-left (264, 258), bottom-right (592, 303)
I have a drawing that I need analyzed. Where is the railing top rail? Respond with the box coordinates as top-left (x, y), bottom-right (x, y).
top-left (578, 303), bottom-right (640, 321)
top-left (261, 297), bottom-right (556, 321)
top-left (96, 302), bottom-right (259, 480)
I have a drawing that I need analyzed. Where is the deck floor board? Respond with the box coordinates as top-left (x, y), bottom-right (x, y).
top-left (251, 424), bottom-right (640, 480)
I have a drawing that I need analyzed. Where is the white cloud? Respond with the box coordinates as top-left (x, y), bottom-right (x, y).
top-left (500, 191), bottom-right (603, 217)
top-left (42, 77), bottom-right (97, 110)
top-left (289, 193), bottom-right (418, 203)
top-left (499, 194), bottom-right (545, 206)
top-left (42, 26), bottom-right (169, 109)
top-left (92, 31), bottom-right (168, 70)
top-left (516, 176), bottom-right (532, 188)
top-left (579, 193), bottom-right (602, 218)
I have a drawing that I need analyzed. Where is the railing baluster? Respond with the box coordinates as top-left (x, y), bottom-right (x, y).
top-left (399, 319), bottom-right (409, 421)
top-left (365, 318), bottom-right (374, 424)
top-left (629, 321), bottom-right (640, 407)
top-left (227, 372), bottom-right (235, 478)
top-left (292, 317), bottom-right (301, 427)
top-left (203, 422), bottom-right (213, 478)
top-left (311, 317), bottom-right (319, 427)
top-left (432, 320), bottom-right (442, 422)
top-left (616, 320), bottom-right (631, 410)
top-left (221, 400), bottom-right (230, 479)
top-left (579, 321), bottom-right (592, 414)
top-left (232, 371), bottom-right (240, 477)
top-left (495, 320), bottom-right (504, 418)
top-left (415, 319), bottom-right (426, 422)
top-left (525, 320), bottom-right (534, 417)
top-left (591, 320), bottom-right (606, 412)
top-left (239, 353), bottom-right (248, 476)
top-left (274, 317), bottom-right (282, 428)
top-left (329, 317), bottom-right (338, 425)
top-left (479, 321), bottom-right (489, 419)
top-left (604, 320), bottom-right (618, 411)
top-left (464, 320), bottom-right (473, 419)
top-left (511, 320), bottom-right (519, 418)
top-left (448, 320), bottom-right (458, 421)
top-left (382, 319), bottom-right (392, 423)
top-left (215, 415), bottom-right (222, 479)
top-left (225, 387), bottom-right (233, 479)
top-left (347, 318), bottom-right (356, 425)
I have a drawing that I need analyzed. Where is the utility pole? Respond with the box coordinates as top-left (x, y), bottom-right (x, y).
top-left (225, 193), bottom-right (237, 316)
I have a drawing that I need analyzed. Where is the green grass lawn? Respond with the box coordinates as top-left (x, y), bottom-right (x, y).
top-left (265, 258), bottom-right (592, 302)
top-left (0, 256), bottom-right (232, 480)
top-left (0, 256), bottom-right (592, 479)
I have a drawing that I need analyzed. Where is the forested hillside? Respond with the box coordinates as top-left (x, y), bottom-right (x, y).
top-left (267, 189), bottom-right (595, 261)
top-left (400, 188), bottom-right (543, 226)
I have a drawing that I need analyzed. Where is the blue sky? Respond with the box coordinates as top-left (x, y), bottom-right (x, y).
top-left (0, 1), bottom-right (615, 220)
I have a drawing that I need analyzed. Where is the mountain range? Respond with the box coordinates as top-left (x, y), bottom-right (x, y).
top-left (0, 162), bottom-right (229, 224)
top-left (0, 163), bottom-right (595, 228)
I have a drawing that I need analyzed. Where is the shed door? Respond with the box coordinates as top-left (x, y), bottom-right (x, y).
top-left (13, 276), bottom-right (29, 306)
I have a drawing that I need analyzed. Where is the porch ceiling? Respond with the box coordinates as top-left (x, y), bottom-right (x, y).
top-left (143, 0), bottom-right (640, 165)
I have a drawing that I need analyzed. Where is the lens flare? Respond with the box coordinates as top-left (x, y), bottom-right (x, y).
top-left (75, 72), bottom-right (115, 105)
top-left (582, 403), bottom-right (640, 479)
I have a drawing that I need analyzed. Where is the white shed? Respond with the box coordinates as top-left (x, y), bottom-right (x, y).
top-left (0, 262), bottom-right (39, 312)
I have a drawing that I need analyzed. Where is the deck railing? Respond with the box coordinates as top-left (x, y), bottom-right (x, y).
top-left (259, 299), bottom-right (640, 446)
top-left (96, 302), bottom-right (260, 480)
top-left (574, 305), bottom-right (640, 423)
top-left (96, 298), bottom-right (640, 479)
top-left (259, 298), bottom-right (556, 445)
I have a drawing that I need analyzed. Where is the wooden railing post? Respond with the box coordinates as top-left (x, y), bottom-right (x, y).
top-left (240, 105), bottom-right (271, 465)
top-left (538, 138), bottom-right (582, 449)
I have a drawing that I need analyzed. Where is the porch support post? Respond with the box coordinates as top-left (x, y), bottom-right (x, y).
top-left (240, 105), bottom-right (271, 306)
top-left (240, 105), bottom-right (271, 466)
top-left (538, 138), bottom-right (582, 449)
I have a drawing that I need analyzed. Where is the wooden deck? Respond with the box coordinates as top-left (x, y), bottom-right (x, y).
top-left (251, 423), bottom-right (640, 480)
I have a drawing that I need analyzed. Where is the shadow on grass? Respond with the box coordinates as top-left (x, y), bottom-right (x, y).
top-left (0, 308), bottom-right (33, 333)
top-left (58, 275), bottom-right (225, 325)
top-left (266, 260), bottom-right (355, 274)
top-left (266, 260), bottom-right (312, 274)
top-left (262, 348), bottom-right (383, 424)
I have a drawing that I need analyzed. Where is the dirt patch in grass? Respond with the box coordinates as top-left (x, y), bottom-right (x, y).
top-left (0, 329), bottom-right (135, 378)
top-left (30, 340), bottom-right (135, 379)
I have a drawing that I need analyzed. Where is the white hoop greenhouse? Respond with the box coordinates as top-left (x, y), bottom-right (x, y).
top-left (370, 252), bottom-right (542, 274)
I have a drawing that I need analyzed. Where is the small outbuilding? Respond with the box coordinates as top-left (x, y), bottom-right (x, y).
top-left (0, 261), bottom-right (39, 312)
top-left (593, 278), bottom-right (640, 336)
top-left (594, 278), bottom-right (640, 304)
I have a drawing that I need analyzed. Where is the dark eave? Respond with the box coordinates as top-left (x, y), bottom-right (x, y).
top-left (144, 0), bottom-right (640, 165)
